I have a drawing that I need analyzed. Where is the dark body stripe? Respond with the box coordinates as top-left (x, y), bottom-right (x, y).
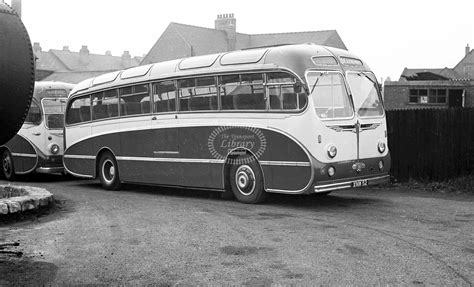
top-left (1, 134), bottom-right (38, 174)
top-left (64, 126), bottom-right (312, 191)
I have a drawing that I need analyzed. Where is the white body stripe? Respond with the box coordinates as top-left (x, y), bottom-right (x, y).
top-left (117, 156), bottom-right (224, 164)
top-left (153, 151), bottom-right (180, 155)
top-left (259, 161), bottom-right (310, 167)
top-left (12, 153), bottom-right (37, 158)
top-left (65, 154), bottom-right (310, 167)
top-left (64, 155), bottom-right (96, 160)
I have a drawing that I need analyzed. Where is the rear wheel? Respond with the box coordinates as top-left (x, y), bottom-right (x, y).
top-left (229, 156), bottom-right (266, 204)
top-left (2, 150), bottom-right (15, 181)
top-left (98, 152), bottom-right (121, 190)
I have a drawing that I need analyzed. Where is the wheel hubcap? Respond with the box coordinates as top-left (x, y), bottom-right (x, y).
top-left (235, 165), bottom-right (256, 196)
top-left (102, 159), bottom-right (115, 184)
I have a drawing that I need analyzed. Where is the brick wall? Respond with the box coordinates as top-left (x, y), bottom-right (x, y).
top-left (383, 85), bottom-right (409, 110)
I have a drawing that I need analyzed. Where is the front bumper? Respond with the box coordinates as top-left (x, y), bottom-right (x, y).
top-left (310, 153), bottom-right (391, 194)
top-left (36, 166), bottom-right (64, 174)
top-left (314, 174), bottom-right (390, 193)
top-left (36, 154), bottom-right (64, 174)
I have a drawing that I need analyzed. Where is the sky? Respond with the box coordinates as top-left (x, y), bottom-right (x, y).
top-left (6, 0), bottom-right (474, 81)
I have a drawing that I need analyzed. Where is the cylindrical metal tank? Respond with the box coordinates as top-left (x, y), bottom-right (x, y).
top-left (0, 2), bottom-right (35, 145)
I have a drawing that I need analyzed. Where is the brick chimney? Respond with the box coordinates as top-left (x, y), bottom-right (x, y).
top-left (63, 46), bottom-right (69, 51)
top-left (215, 13), bottom-right (236, 51)
top-left (80, 45), bottom-right (89, 55)
top-left (105, 50), bottom-right (112, 56)
top-left (11, 0), bottom-right (21, 18)
top-left (33, 42), bottom-right (42, 53)
top-left (466, 44), bottom-right (470, 56)
top-left (122, 51), bottom-right (131, 67)
top-left (79, 45), bottom-right (89, 63)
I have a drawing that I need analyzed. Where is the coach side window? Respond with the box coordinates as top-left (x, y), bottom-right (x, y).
top-left (92, 90), bottom-right (119, 121)
top-left (219, 73), bottom-right (265, 110)
top-left (267, 72), bottom-right (307, 110)
top-left (66, 96), bottom-right (91, 125)
top-left (178, 77), bottom-right (217, 112)
top-left (120, 84), bottom-right (150, 116)
top-left (153, 81), bottom-right (176, 113)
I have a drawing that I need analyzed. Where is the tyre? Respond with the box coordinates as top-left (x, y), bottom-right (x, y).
top-left (2, 150), bottom-right (15, 181)
top-left (98, 152), bottom-right (121, 190)
top-left (228, 156), bottom-right (266, 204)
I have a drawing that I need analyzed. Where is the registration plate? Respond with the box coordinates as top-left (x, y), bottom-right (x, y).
top-left (352, 179), bottom-right (368, 188)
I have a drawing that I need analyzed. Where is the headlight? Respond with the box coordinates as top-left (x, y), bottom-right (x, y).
top-left (327, 145), bottom-right (337, 158)
top-left (50, 143), bottom-right (60, 154)
top-left (377, 141), bottom-right (386, 153)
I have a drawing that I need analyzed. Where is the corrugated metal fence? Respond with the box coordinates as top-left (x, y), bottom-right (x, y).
top-left (386, 108), bottom-right (474, 182)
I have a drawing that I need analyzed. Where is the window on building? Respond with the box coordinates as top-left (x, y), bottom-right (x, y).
top-left (409, 89), bottom-right (419, 103)
top-left (429, 89), bottom-right (447, 104)
top-left (219, 73), bottom-right (265, 110)
top-left (419, 89), bottom-right (428, 104)
top-left (409, 88), bottom-right (446, 104)
top-left (119, 84), bottom-right (150, 116)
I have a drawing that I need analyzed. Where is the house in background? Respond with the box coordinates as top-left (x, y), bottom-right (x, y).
top-left (34, 43), bottom-right (141, 84)
top-left (384, 44), bottom-right (474, 110)
top-left (141, 13), bottom-right (347, 65)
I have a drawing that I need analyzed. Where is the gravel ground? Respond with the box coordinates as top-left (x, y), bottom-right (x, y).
top-left (0, 175), bottom-right (473, 285)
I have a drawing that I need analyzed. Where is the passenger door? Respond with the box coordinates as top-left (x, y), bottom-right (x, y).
top-left (117, 84), bottom-right (154, 183)
top-left (148, 80), bottom-right (181, 185)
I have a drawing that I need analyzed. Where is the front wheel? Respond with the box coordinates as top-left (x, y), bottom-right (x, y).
top-left (2, 150), bottom-right (15, 181)
top-left (98, 152), bottom-right (121, 190)
top-left (229, 157), bottom-right (266, 204)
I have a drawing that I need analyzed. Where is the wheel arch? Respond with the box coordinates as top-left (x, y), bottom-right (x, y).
top-left (0, 134), bottom-right (39, 175)
top-left (0, 145), bottom-right (11, 155)
top-left (222, 147), bottom-right (266, 192)
top-left (95, 147), bottom-right (118, 178)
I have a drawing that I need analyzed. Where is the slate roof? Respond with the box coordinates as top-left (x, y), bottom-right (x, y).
top-left (250, 30), bottom-right (345, 49)
top-left (400, 67), bottom-right (462, 81)
top-left (141, 22), bottom-right (347, 65)
top-left (35, 48), bottom-right (142, 84)
top-left (40, 71), bottom-right (119, 84)
top-left (398, 46), bottom-right (474, 81)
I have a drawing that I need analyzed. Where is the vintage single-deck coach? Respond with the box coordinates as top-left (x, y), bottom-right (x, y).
top-left (63, 43), bottom-right (390, 203)
top-left (1, 81), bottom-right (75, 180)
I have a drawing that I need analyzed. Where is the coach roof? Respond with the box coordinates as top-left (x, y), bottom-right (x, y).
top-left (69, 43), bottom-right (368, 97)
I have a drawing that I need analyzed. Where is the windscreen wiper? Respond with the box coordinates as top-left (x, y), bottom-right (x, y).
top-left (309, 72), bottom-right (327, 95)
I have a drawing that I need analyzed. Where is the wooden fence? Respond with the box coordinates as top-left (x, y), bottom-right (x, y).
top-left (386, 108), bottom-right (474, 182)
